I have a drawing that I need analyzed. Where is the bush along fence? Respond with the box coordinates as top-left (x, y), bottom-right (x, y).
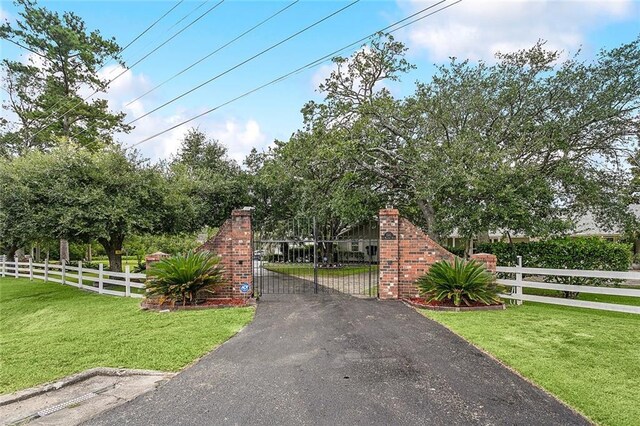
top-left (497, 256), bottom-right (640, 315)
top-left (0, 257), bottom-right (146, 298)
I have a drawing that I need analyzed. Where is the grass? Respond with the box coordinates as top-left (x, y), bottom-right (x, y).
top-left (523, 286), bottom-right (640, 306)
top-left (0, 277), bottom-right (254, 394)
top-left (263, 262), bottom-right (377, 277)
top-left (420, 302), bottom-right (640, 426)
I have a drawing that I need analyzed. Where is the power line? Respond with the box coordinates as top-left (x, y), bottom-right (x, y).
top-left (115, 0), bottom-right (208, 70)
top-left (126, 0), bottom-right (361, 126)
top-left (130, 0), bottom-right (460, 148)
top-left (125, 0), bottom-right (300, 108)
top-left (119, 0), bottom-right (186, 54)
top-left (25, 0), bottom-right (225, 143)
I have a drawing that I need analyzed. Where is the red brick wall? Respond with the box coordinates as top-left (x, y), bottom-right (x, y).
top-left (379, 209), bottom-right (456, 299)
top-left (470, 253), bottom-right (497, 273)
top-left (379, 209), bottom-right (400, 299)
top-left (197, 209), bottom-right (252, 299)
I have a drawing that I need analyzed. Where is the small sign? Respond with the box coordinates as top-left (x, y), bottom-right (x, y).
top-left (382, 231), bottom-right (396, 240)
top-left (240, 283), bottom-right (251, 293)
top-left (115, 250), bottom-right (123, 255)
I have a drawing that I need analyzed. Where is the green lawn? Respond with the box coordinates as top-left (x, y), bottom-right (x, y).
top-left (263, 263), bottom-right (377, 277)
top-left (0, 278), bottom-right (254, 394)
top-left (420, 302), bottom-right (640, 426)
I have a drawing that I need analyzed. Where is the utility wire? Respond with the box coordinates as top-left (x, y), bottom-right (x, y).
top-left (25, 0), bottom-right (224, 143)
top-left (126, 0), bottom-right (360, 126)
top-left (119, 0), bottom-right (185, 54)
top-left (130, 0), bottom-right (460, 147)
top-left (125, 0), bottom-right (300, 108)
top-left (115, 0), bottom-right (207, 71)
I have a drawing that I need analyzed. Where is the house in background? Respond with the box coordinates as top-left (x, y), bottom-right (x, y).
top-left (443, 205), bottom-right (640, 253)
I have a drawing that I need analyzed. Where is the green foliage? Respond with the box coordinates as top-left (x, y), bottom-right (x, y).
top-left (417, 258), bottom-right (500, 306)
top-left (123, 232), bottom-right (204, 264)
top-left (0, 144), bottom-right (168, 271)
top-left (145, 251), bottom-right (226, 306)
top-left (443, 246), bottom-right (466, 258)
top-left (266, 34), bottom-right (640, 242)
top-left (0, 0), bottom-right (130, 153)
top-left (476, 237), bottom-right (632, 297)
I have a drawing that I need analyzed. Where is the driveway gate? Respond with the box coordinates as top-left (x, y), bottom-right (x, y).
top-left (252, 219), bottom-right (379, 297)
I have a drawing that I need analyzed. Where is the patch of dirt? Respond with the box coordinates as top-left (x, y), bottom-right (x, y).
top-left (404, 297), bottom-right (505, 311)
top-left (141, 298), bottom-right (254, 311)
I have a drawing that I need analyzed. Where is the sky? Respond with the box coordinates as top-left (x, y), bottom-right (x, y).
top-left (1, 0), bottom-right (639, 164)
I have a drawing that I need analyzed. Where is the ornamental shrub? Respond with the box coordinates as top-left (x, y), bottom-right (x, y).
top-left (145, 251), bottom-right (225, 306)
top-left (417, 258), bottom-right (500, 306)
top-left (476, 237), bottom-right (632, 297)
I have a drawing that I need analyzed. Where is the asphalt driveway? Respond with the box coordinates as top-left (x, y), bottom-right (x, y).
top-left (88, 288), bottom-right (588, 425)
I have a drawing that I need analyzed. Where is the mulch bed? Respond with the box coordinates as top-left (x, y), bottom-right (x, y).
top-left (403, 297), bottom-right (505, 312)
top-left (140, 298), bottom-right (256, 311)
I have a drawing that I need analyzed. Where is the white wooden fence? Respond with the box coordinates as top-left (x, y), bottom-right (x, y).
top-left (0, 257), bottom-right (146, 298)
top-left (497, 256), bottom-right (640, 315)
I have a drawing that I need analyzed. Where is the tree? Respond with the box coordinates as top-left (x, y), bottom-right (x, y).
top-left (170, 128), bottom-right (250, 228)
top-left (0, 0), bottom-right (131, 155)
top-left (294, 35), bottom-right (640, 250)
top-left (0, 144), bottom-right (170, 271)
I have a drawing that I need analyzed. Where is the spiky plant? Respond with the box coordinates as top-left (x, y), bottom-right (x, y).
top-left (417, 258), bottom-right (500, 306)
top-left (145, 251), bottom-right (225, 306)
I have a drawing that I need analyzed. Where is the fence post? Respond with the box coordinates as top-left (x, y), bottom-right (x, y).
top-left (125, 265), bottom-right (131, 297)
top-left (515, 255), bottom-right (523, 306)
top-left (61, 259), bottom-right (66, 285)
top-left (14, 257), bottom-right (19, 278)
top-left (29, 257), bottom-right (33, 281)
top-left (1, 255), bottom-right (6, 278)
top-left (44, 258), bottom-right (49, 282)
top-left (98, 263), bottom-right (104, 294)
top-left (78, 260), bottom-right (83, 289)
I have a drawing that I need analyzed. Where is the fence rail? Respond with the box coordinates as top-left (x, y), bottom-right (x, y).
top-left (0, 258), bottom-right (146, 298)
top-left (496, 256), bottom-right (640, 315)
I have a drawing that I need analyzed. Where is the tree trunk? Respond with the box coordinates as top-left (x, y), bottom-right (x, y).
top-left (59, 239), bottom-right (69, 262)
top-left (416, 199), bottom-right (438, 240)
top-left (98, 234), bottom-right (124, 272)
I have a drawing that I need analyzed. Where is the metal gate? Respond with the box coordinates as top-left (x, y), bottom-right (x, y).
top-left (252, 219), bottom-right (379, 297)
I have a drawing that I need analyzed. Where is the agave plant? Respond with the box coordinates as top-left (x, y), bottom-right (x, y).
top-left (417, 258), bottom-right (500, 307)
top-left (145, 251), bottom-right (225, 306)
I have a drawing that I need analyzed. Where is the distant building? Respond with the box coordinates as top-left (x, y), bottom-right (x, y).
top-left (444, 205), bottom-right (640, 249)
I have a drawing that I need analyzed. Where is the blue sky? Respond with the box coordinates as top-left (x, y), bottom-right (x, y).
top-left (1, 0), bottom-right (639, 163)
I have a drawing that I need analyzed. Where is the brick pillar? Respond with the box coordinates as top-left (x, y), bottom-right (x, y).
top-left (470, 253), bottom-right (497, 273)
top-left (379, 208), bottom-right (400, 299)
top-left (231, 209), bottom-right (253, 298)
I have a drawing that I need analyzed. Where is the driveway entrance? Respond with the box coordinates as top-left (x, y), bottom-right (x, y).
top-left (253, 219), bottom-right (379, 298)
top-left (88, 293), bottom-right (587, 425)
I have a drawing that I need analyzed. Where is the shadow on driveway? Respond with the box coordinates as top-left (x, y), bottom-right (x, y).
top-left (87, 292), bottom-right (589, 425)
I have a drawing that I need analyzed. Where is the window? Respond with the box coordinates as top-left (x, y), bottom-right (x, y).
top-left (351, 241), bottom-right (359, 252)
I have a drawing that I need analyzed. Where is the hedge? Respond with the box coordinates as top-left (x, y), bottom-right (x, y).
top-left (475, 237), bottom-right (632, 297)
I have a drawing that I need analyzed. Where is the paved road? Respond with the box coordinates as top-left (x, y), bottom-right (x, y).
top-left (88, 287), bottom-right (588, 425)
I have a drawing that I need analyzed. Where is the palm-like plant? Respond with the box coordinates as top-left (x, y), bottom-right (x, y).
top-left (417, 258), bottom-right (500, 307)
top-left (145, 251), bottom-right (225, 306)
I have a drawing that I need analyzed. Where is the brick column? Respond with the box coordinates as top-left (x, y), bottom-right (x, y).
top-left (470, 253), bottom-right (497, 273)
top-left (379, 208), bottom-right (400, 299)
top-left (231, 209), bottom-right (253, 298)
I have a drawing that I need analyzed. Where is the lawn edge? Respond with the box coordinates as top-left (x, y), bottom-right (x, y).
top-left (415, 306), bottom-right (596, 426)
top-left (0, 367), bottom-right (175, 406)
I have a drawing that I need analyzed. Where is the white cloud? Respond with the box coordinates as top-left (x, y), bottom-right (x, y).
top-left (400, 0), bottom-right (636, 61)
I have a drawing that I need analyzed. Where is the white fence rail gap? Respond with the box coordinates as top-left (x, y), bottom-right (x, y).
top-left (497, 256), bottom-right (640, 315)
top-left (0, 257), bottom-right (146, 299)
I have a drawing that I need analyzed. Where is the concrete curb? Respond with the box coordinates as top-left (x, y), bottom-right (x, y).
top-left (0, 367), bottom-right (174, 407)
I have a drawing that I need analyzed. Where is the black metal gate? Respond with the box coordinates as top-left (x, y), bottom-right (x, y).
top-left (252, 219), bottom-right (379, 297)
